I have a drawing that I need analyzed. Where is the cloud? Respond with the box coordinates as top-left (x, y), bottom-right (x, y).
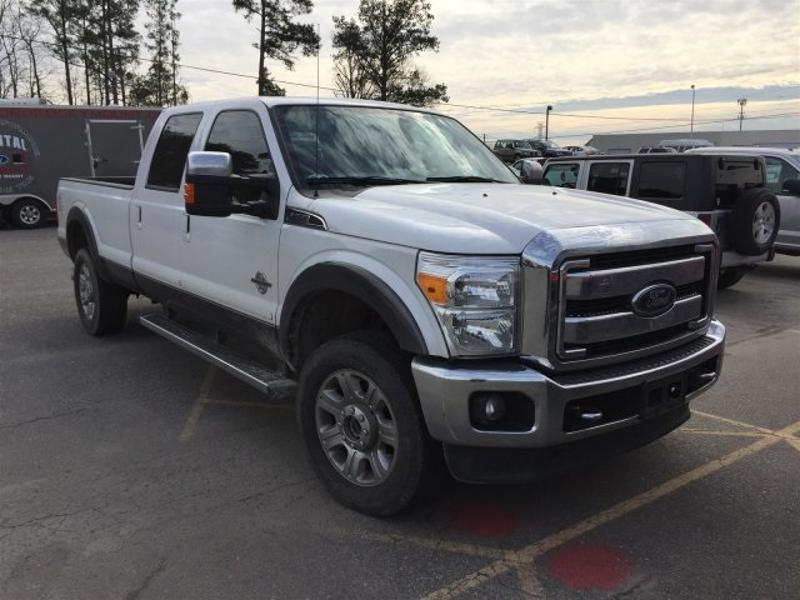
top-left (158, 0), bottom-right (798, 141)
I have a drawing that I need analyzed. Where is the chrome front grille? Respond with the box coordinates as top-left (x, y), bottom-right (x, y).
top-left (555, 244), bottom-right (714, 365)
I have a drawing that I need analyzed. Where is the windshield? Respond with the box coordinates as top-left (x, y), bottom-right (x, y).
top-left (274, 105), bottom-right (517, 187)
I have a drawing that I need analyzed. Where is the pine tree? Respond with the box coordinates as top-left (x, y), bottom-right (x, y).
top-left (130, 0), bottom-right (187, 106)
top-left (331, 0), bottom-right (448, 106)
top-left (232, 0), bottom-right (320, 96)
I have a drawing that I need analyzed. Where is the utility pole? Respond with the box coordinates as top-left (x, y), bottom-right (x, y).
top-left (690, 84), bottom-right (696, 135)
top-left (545, 105), bottom-right (553, 140)
top-left (737, 98), bottom-right (747, 131)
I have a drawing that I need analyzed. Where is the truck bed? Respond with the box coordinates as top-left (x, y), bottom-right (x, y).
top-left (57, 177), bottom-right (135, 269)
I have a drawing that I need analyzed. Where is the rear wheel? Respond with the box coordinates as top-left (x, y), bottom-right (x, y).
top-left (73, 249), bottom-right (128, 336)
top-left (717, 266), bottom-right (748, 289)
top-left (297, 332), bottom-right (441, 516)
top-left (10, 198), bottom-right (45, 229)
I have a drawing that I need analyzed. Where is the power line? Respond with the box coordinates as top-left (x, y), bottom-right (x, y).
top-left (4, 32), bottom-right (798, 125)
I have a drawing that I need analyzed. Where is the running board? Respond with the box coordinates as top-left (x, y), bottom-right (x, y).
top-left (139, 313), bottom-right (296, 396)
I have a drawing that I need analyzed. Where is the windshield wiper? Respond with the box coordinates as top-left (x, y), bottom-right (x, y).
top-left (305, 175), bottom-right (424, 187)
top-left (426, 175), bottom-right (505, 183)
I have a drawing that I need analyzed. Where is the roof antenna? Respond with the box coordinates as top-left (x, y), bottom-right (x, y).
top-left (314, 23), bottom-right (321, 191)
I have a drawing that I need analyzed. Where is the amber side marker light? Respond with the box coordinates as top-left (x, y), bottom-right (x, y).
top-left (417, 272), bottom-right (448, 305)
top-left (184, 182), bottom-right (195, 205)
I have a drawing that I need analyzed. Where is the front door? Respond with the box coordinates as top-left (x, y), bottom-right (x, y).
top-left (180, 107), bottom-right (283, 325)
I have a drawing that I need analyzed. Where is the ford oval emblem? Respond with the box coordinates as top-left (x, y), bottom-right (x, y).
top-left (0, 154), bottom-right (9, 165)
top-left (631, 283), bottom-right (677, 317)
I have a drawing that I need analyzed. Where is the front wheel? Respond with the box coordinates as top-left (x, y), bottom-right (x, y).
top-left (717, 266), bottom-right (748, 289)
top-left (297, 332), bottom-right (441, 516)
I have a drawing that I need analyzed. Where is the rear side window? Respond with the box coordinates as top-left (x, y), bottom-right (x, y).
top-left (637, 162), bottom-right (686, 200)
top-left (543, 163), bottom-right (579, 188)
top-left (146, 113), bottom-right (203, 190)
top-left (587, 162), bottom-right (630, 196)
top-left (765, 157), bottom-right (800, 194)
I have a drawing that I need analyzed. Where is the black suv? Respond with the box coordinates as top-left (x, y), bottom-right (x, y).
top-left (526, 138), bottom-right (572, 158)
top-left (541, 154), bottom-right (781, 288)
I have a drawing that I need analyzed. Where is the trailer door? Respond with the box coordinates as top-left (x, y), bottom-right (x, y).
top-left (85, 119), bottom-right (145, 178)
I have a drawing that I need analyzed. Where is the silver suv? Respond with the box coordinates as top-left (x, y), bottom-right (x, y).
top-left (687, 147), bottom-right (800, 255)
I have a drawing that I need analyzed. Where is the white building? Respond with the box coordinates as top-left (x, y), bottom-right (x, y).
top-left (587, 129), bottom-right (800, 154)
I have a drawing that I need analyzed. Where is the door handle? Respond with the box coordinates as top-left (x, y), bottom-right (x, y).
top-left (184, 214), bottom-right (191, 242)
top-left (136, 205), bottom-right (142, 229)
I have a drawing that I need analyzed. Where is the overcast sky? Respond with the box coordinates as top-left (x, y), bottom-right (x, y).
top-left (172, 0), bottom-right (800, 144)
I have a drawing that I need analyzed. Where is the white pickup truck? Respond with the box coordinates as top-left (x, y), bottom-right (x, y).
top-left (58, 97), bottom-right (726, 516)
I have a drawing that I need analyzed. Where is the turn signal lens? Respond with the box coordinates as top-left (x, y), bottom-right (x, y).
top-left (184, 182), bottom-right (196, 205)
top-left (417, 272), bottom-right (448, 304)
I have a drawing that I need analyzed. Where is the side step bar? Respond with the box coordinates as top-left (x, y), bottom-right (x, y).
top-left (140, 313), bottom-right (296, 396)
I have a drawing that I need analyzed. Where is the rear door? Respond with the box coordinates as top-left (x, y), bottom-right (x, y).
top-left (130, 112), bottom-right (203, 286)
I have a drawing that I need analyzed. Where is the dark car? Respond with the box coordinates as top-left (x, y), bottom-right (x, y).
top-left (540, 153), bottom-right (781, 288)
top-left (638, 146), bottom-right (678, 154)
top-left (493, 139), bottom-right (540, 162)
top-left (526, 138), bottom-right (572, 158)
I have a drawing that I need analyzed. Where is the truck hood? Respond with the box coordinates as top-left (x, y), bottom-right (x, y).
top-left (307, 183), bottom-right (702, 254)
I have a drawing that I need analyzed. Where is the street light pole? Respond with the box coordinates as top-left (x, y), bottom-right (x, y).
top-left (690, 84), bottom-right (696, 135)
top-left (737, 98), bottom-right (747, 132)
top-left (545, 105), bottom-right (553, 140)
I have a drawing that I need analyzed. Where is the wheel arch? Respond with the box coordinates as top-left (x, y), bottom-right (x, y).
top-left (279, 262), bottom-right (430, 371)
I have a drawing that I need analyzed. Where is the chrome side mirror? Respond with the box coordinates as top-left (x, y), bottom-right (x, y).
top-left (187, 151), bottom-right (232, 179)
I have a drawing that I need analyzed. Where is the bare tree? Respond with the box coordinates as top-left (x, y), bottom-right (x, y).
top-left (30, 0), bottom-right (77, 104)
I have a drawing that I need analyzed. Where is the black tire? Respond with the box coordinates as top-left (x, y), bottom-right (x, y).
top-left (729, 188), bottom-right (780, 255)
top-left (717, 266), bottom-right (748, 289)
top-left (10, 198), bottom-right (46, 229)
top-left (297, 331), bottom-right (442, 516)
top-left (73, 248), bottom-right (128, 336)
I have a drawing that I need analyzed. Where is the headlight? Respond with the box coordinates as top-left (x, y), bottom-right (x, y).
top-left (416, 252), bottom-right (520, 356)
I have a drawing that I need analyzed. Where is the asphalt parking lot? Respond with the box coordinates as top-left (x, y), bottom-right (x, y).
top-left (1, 226), bottom-right (799, 599)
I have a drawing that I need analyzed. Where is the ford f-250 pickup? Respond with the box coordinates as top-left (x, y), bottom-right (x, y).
top-left (57, 97), bottom-right (726, 516)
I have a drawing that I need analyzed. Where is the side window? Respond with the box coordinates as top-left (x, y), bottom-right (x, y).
top-left (765, 157), bottom-right (799, 193)
top-left (587, 162), bottom-right (630, 196)
top-left (146, 113), bottom-right (203, 190)
top-left (205, 110), bottom-right (273, 177)
top-left (637, 162), bottom-right (686, 201)
top-left (543, 163), bottom-right (579, 188)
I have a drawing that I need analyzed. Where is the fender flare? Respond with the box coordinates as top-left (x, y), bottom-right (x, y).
top-left (64, 207), bottom-right (109, 279)
top-left (279, 262), bottom-right (428, 362)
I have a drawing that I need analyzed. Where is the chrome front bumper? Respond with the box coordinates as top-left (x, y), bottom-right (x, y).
top-left (412, 320), bottom-right (726, 448)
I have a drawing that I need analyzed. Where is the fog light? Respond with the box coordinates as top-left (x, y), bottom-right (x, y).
top-left (483, 394), bottom-right (506, 421)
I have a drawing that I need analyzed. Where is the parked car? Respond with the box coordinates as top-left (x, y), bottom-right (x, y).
top-left (659, 138), bottom-right (714, 153)
top-left (526, 138), bottom-right (572, 157)
top-left (563, 145), bottom-right (600, 155)
top-left (493, 139), bottom-right (540, 162)
top-left (510, 158), bottom-right (544, 183)
top-left (686, 147), bottom-right (800, 256)
top-left (0, 103), bottom-right (160, 228)
top-left (542, 153), bottom-right (780, 288)
top-left (638, 146), bottom-right (678, 154)
top-left (58, 97), bottom-right (726, 516)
